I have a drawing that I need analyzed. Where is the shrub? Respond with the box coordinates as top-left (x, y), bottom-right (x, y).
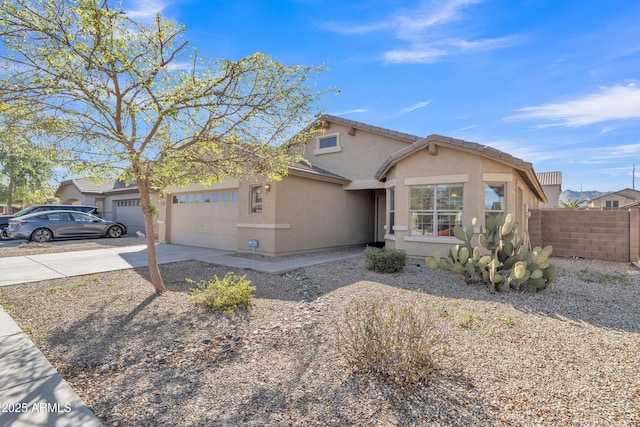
top-left (364, 246), bottom-right (406, 273)
top-left (335, 298), bottom-right (448, 389)
top-left (187, 272), bottom-right (255, 314)
top-left (425, 214), bottom-right (558, 293)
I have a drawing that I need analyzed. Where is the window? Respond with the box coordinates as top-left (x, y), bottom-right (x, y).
top-left (187, 194), bottom-right (194, 204)
top-left (116, 199), bottom-right (141, 207)
top-left (212, 192), bottom-right (220, 202)
top-left (314, 133), bottom-right (341, 154)
top-left (388, 188), bottom-right (395, 235)
top-left (71, 212), bottom-right (94, 223)
top-left (179, 195), bottom-right (186, 204)
top-left (605, 200), bottom-right (619, 208)
top-left (195, 193), bottom-right (202, 203)
top-left (44, 212), bottom-right (71, 221)
top-left (250, 185), bottom-right (263, 213)
top-left (222, 191), bottom-right (230, 202)
top-left (410, 184), bottom-right (463, 237)
top-left (319, 135), bottom-right (337, 149)
top-left (485, 184), bottom-right (505, 221)
top-left (204, 193), bottom-right (211, 203)
top-left (232, 191), bottom-right (239, 202)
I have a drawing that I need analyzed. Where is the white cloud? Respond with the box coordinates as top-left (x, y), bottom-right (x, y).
top-left (124, 0), bottom-right (168, 21)
top-left (397, 100), bottom-right (432, 115)
top-left (384, 36), bottom-right (518, 64)
top-left (331, 109), bottom-right (367, 116)
top-left (324, 0), bottom-right (516, 64)
top-left (507, 84), bottom-right (640, 127)
top-left (385, 100), bottom-right (432, 118)
top-left (482, 139), bottom-right (556, 164)
top-left (384, 47), bottom-right (447, 64)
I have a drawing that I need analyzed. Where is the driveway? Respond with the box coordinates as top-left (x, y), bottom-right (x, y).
top-left (0, 243), bottom-right (365, 287)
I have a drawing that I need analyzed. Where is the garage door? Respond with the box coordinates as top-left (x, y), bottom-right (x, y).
top-left (114, 199), bottom-right (145, 235)
top-left (169, 190), bottom-right (238, 250)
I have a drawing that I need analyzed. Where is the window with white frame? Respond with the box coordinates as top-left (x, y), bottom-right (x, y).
top-left (250, 185), bottom-right (263, 213)
top-left (485, 184), bottom-right (505, 221)
top-left (410, 184), bottom-right (463, 237)
top-left (319, 135), bottom-right (337, 149)
top-left (388, 188), bottom-right (395, 235)
top-left (314, 133), bottom-right (341, 154)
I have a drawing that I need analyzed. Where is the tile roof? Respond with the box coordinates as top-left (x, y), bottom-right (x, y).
top-left (590, 187), bottom-right (640, 201)
top-left (375, 134), bottom-right (547, 202)
top-left (289, 161), bottom-right (351, 183)
top-left (319, 115), bottom-right (422, 143)
top-left (536, 171), bottom-right (562, 186)
top-left (56, 178), bottom-right (138, 196)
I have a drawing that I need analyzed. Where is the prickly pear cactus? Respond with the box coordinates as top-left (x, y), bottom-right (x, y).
top-left (425, 215), bottom-right (558, 293)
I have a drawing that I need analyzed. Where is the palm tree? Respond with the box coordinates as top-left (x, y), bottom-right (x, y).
top-left (559, 198), bottom-right (588, 208)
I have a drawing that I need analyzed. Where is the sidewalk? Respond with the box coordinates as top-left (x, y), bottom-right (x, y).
top-left (0, 243), bottom-right (363, 426)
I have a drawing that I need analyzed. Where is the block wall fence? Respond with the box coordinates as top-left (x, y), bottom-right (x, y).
top-left (528, 209), bottom-right (640, 263)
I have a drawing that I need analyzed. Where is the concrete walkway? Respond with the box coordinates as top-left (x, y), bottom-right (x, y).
top-left (0, 243), bottom-right (363, 426)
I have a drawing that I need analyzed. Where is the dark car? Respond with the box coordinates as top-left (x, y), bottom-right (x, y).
top-left (7, 210), bottom-right (125, 242)
top-left (0, 205), bottom-right (99, 238)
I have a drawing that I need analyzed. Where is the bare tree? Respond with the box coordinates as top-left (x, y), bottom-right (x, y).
top-left (0, 0), bottom-right (332, 292)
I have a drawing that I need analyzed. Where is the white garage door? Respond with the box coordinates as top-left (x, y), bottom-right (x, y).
top-left (169, 190), bottom-right (238, 250)
top-left (114, 199), bottom-right (145, 235)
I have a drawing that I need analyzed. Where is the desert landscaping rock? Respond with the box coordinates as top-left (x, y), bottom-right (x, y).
top-left (0, 253), bottom-right (639, 426)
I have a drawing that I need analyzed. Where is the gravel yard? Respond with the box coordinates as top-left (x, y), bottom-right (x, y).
top-left (1, 251), bottom-right (639, 426)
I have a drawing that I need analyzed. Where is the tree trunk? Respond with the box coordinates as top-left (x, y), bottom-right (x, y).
top-left (7, 175), bottom-right (14, 214)
top-left (137, 178), bottom-right (166, 293)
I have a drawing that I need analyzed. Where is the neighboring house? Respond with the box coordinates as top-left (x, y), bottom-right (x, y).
top-left (0, 204), bottom-right (19, 215)
top-left (536, 171), bottom-right (562, 208)
top-left (55, 178), bottom-right (145, 233)
top-left (157, 115), bottom-right (547, 256)
top-left (588, 188), bottom-right (640, 209)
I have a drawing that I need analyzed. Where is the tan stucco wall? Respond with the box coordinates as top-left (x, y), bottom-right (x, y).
top-left (235, 175), bottom-right (375, 255)
top-left (541, 185), bottom-right (561, 208)
top-left (304, 122), bottom-right (411, 188)
top-left (383, 145), bottom-right (541, 257)
top-left (590, 192), bottom-right (640, 209)
top-left (56, 184), bottom-right (93, 205)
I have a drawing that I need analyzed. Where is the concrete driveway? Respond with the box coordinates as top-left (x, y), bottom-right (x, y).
top-left (0, 243), bottom-right (365, 287)
top-left (0, 244), bottom-right (239, 287)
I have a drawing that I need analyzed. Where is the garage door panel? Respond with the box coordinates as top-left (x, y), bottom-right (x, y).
top-left (114, 199), bottom-right (144, 235)
top-left (169, 196), bottom-right (237, 250)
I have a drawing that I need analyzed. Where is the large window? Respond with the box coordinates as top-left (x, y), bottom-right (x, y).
top-left (485, 184), bottom-right (505, 221)
top-left (410, 184), bottom-right (463, 237)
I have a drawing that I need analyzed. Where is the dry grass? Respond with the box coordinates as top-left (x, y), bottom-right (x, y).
top-left (1, 255), bottom-right (639, 426)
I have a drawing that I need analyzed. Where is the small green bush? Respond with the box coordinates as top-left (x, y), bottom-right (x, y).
top-left (187, 272), bottom-right (255, 314)
top-left (335, 298), bottom-right (448, 389)
top-left (364, 246), bottom-right (406, 273)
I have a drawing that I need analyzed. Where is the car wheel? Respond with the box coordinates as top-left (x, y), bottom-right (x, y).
top-left (31, 228), bottom-right (53, 243)
top-left (0, 228), bottom-right (7, 239)
top-left (107, 225), bottom-right (123, 238)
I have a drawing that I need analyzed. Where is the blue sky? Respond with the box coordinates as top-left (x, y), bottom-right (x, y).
top-left (122, 0), bottom-right (640, 193)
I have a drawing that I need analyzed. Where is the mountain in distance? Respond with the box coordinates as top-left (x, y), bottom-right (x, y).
top-left (560, 189), bottom-right (609, 203)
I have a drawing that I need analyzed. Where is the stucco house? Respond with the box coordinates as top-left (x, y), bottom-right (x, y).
top-left (55, 178), bottom-right (144, 233)
top-left (156, 115), bottom-right (546, 256)
top-left (536, 171), bottom-right (562, 208)
top-left (588, 188), bottom-right (640, 209)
